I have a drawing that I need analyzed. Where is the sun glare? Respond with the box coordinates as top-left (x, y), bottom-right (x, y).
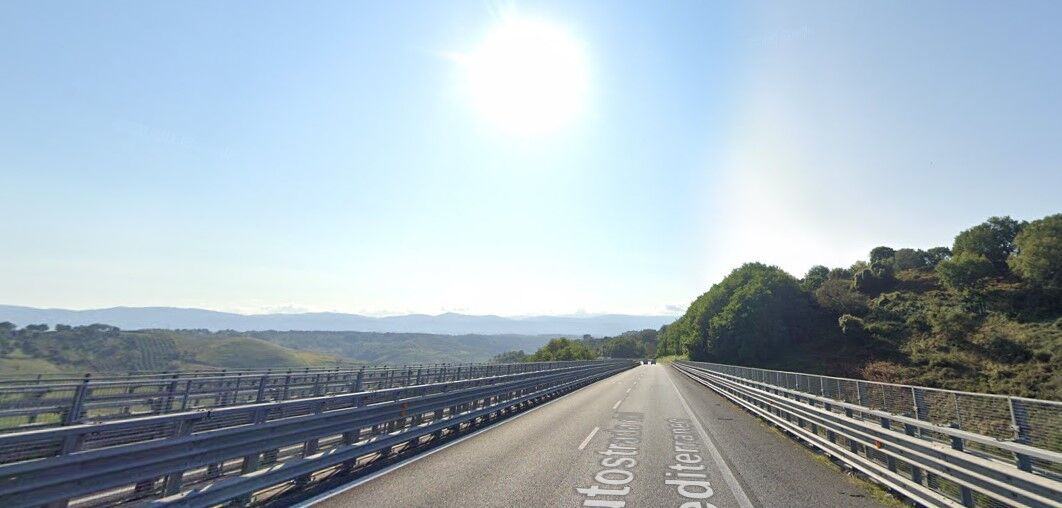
top-left (460, 17), bottom-right (589, 136)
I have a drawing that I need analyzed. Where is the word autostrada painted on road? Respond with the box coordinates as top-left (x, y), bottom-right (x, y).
top-left (666, 418), bottom-right (719, 508)
top-left (577, 411), bottom-right (644, 507)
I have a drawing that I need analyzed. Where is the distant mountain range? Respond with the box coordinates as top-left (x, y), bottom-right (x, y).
top-left (0, 305), bottom-right (676, 336)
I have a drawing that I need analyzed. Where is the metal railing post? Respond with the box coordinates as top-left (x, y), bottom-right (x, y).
top-left (949, 423), bottom-right (975, 507)
top-left (1009, 398), bottom-right (1033, 472)
top-left (63, 374), bottom-right (91, 426)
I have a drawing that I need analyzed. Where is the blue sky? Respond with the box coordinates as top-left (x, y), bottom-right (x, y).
top-left (2, 1), bottom-right (1059, 316)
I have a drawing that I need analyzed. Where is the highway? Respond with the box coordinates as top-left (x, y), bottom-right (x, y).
top-left (306, 364), bottom-right (886, 507)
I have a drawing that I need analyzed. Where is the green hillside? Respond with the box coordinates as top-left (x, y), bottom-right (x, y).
top-left (0, 324), bottom-right (347, 373)
top-left (658, 213), bottom-right (1061, 399)
top-left (248, 330), bottom-right (555, 365)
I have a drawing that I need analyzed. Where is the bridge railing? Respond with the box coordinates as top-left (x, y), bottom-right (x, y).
top-left (673, 360), bottom-right (1061, 508)
top-left (0, 359), bottom-right (635, 507)
top-left (0, 361), bottom-right (586, 432)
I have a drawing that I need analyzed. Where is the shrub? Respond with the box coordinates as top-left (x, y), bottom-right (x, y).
top-left (1008, 213), bottom-right (1062, 289)
top-left (927, 302), bottom-right (983, 340)
top-left (936, 252), bottom-right (995, 291)
top-left (853, 261), bottom-right (895, 295)
top-left (814, 278), bottom-right (869, 315)
top-left (838, 314), bottom-right (867, 338)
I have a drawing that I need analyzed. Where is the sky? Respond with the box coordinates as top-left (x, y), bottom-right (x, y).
top-left (2, 1), bottom-right (1060, 317)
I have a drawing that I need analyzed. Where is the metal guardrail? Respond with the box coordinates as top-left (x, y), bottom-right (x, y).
top-left (0, 361), bottom-right (580, 432)
top-left (673, 361), bottom-right (1062, 508)
top-left (0, 359), bottom-right (634, 507)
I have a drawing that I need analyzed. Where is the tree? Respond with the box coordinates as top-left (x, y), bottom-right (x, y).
top-left (0, 322), bottom-right (15, 333)
top-left (924, 247), bottom-right (951, 268)
top-left (1009, 213), bottom-right (1062, 289)
top-left (602, 337), bottom-right (645, 358)
top-left (800, 265), bottom-right (830, 291)
top-left (828, 267), bottom-right (852, 280)
top-left (529, 338), bottom-right (595, 361)
top-left (491, 350), bottom-right (529, 363)
top-left (869, 246), bottom-right (896, 265)
top-left (24, 324), bottom-right (49, 332)
top-left (936, 252), bottom-right (995, 291)
top-left (952, 216), bottom-right (1025, 273)
top-left (659, 263), bottom-right (813, 362)
top-left (894, 248), bottom-right (929, 270)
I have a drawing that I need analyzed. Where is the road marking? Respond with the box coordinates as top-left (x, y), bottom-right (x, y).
top-left (292, 374), bottom-right (615, 507)
top-left (665, 370), bottom-right (754, 508)
top-left (626, 388), bottom-right (632, 394)
top-left (612, 399), bottom-right (622, 410)
top-left (578, 426), bottom-right (600, 450)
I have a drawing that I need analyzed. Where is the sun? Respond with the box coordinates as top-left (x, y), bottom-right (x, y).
top-left (459, 17), bottom-right (589, 136)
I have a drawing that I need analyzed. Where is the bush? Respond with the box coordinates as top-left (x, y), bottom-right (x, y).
top-left (838, 314), bottom-right (867, 338)
top-left (936, 252), bottom-right (995, 291)
top-left (952, 216), bottom-right (1025, 273)
top-left (1008, 213), bottom-right (1062, 289)
top-left (853, 261), bottom-right (895, 295)
top-left (927, 303), bottom-right (983, 340)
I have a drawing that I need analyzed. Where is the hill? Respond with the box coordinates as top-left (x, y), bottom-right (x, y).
top-left (658, 213), bottom-right (1061, 399)
top-left (0, 324), bottom-right (347, 374)
top-left (246, 330), bottom-right (556, 364)
top-left (0, 306), bottom-right (673, 336)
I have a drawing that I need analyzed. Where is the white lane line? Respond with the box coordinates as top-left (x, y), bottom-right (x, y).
top-left (665, 370), bottom-right (755, 508)
top-left (578, 426), bottom-right (600, 450)
top-left (612, 399), bottom-right (622, 410)
top-left (625, 388), bottom-right (631, 394)
top-left (293, 375), bottom-right (613, 507)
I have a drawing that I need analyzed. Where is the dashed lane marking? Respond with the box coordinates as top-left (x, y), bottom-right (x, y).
top-left (612, 399), bottom-right (622, 410)
top-left (578, 426), bottom-right (600, 450)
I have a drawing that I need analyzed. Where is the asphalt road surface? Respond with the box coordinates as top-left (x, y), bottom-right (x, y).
top-left (306, 364), bottom-right (887, 508)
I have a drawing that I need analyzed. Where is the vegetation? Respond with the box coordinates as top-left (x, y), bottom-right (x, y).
top-left (0, 324), bottom-right (346, 373)
top-left (1009, 214), bottom-right (1062, 289)
top-left (527, 338), bottom-right (596, 361)
top-left (490, 350), bottom-right (530, 363)
top-left (248, 331), bottom-right (554, 364)
top-left (658, 213), bottom-right (1061, 399)
top-left (495, 329), bottom-right (659, 362)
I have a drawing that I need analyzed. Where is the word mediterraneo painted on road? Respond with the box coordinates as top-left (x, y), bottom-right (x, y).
top-left (666, 417), bottom-right (719, 508)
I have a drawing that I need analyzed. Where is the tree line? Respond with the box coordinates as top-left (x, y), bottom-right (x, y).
top-left (656, 213), bottom-right (1060, 398)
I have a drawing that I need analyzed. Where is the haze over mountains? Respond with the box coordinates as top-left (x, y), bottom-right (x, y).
top-left (0, 305), bottom-right (675, 336)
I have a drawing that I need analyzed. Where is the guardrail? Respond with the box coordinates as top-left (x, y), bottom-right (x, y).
top-left (0, 359), bottom-right (634, 507)
top-left (0, 361), bottom-right (583, 432)
top-left (672, 361), bottom-right (1062, 508)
